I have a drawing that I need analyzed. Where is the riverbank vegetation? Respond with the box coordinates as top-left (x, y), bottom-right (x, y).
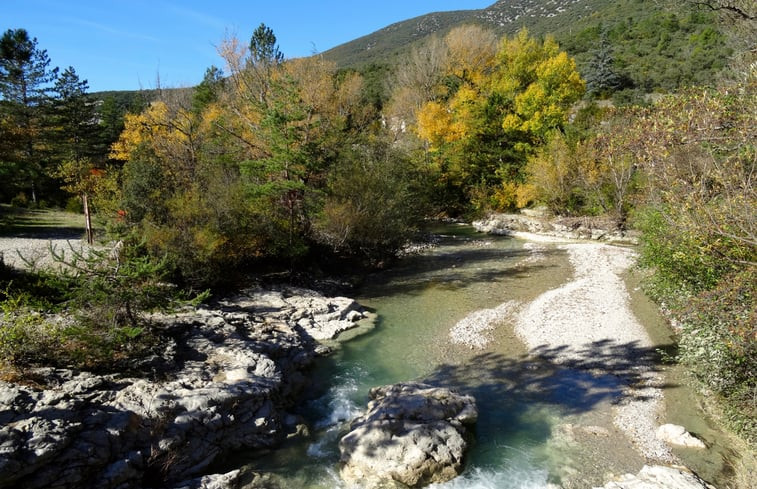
top-left (1, 0), bottom-right (754, 449)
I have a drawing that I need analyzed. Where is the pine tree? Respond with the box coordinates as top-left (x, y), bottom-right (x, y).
top-left (584, 33), bottom-right (625, 97)
top-left (248, 23), bottom-right (284, 104)
top-left (52, 67), bottom-right (100, 243)
top-left (0, 28), bottom-right (59, 203)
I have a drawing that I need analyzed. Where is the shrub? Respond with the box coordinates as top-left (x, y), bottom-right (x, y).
top-left (314, 138), bottom-right (428, 261)
top-left (676, 269), bottom-right (756, 442)
top-left (0, 242), bottom-right (204, 374)
top-left (65, 196), bottom-right (83, 213)
top-left (10, 192), bottom-right (28, 208)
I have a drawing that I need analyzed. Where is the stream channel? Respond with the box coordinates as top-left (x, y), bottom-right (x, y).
top-left (230, 223), bottom-right (738, 488)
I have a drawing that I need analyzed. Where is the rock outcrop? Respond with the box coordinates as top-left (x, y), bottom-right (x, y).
top-left (0, 287), bottom-right (368, 489)
top-left (339, 382), bottom-right (477, 488)
top-left (594, 465), bottom-right (716, 489)
top-left (219, 286), bottom-right (367, 341)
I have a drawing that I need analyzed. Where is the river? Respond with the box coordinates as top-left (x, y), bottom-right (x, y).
top-left (230, 223), bottom-right (738, 488)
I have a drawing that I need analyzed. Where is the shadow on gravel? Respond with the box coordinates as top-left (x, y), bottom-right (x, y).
top-left (424, 340), bottom-right (675, 416)
top-left (0, 225), bottom-right (85, 239)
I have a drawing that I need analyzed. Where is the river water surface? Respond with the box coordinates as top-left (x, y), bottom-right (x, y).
top-left (233, 224), bottom-right (737, 488)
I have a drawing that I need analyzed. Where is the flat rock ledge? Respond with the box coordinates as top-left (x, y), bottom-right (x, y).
top-left (473, 212), bottom-right (639, 244)
top-left (0, 287), bottom-right (368, 489)
top-left (594, 464), bottom-right (716, 489)
top-left (219, 286), bottom-right (367, 341)
top-left (339, 382), bottom-right (478, 488)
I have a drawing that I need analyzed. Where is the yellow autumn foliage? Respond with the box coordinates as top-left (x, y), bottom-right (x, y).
top-left (415, 101), bottom-right (452, 149)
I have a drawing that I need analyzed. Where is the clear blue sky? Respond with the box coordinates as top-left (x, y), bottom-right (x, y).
top-left (4, 1), bottom-right (492, 92)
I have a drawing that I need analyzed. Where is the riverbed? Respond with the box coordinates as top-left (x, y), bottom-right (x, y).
top-left (232, 223), bottom-right (737, 488)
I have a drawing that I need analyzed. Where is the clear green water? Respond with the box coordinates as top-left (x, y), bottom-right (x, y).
top-left (231, 224), bottom-right (736, 488)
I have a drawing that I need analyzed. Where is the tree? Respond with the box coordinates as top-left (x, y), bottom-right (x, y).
top-left (385, 35), bottom-right (448, 127)
top-left (192, 65), bottom-right (224, 113)
top-left (413, 28), bottom-right (585, 213)
top-left (0, 28), bottom-right (58, 203)
top-left (634, 84), bottom-right (756, 284)
top-left (248, 23), bottom-right (284, 104)
top-left (51, 67), bottom-right (101, 242)
top-left (584, 33), bottom-right (627, 96)
top-left (315, 136), bottom-right (427, 261)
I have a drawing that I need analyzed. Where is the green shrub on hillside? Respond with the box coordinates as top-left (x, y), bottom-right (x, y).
top-left (677, 269), bottom-right (756, 442)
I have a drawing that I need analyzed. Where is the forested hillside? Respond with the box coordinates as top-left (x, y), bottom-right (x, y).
top-left (324, 0), bottom-right (735, 99)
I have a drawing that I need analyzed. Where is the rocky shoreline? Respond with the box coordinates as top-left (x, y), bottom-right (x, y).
top-left (472, 211), bottom-right (639, 244)
top-left (0, 287), bottom-right (369, 489)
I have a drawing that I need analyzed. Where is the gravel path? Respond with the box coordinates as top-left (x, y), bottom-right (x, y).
top-left (0, 237), bottom-right (93, 271)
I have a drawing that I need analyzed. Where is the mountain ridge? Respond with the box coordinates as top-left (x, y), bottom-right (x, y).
top-left (321, 0), bottom-right (602, 68)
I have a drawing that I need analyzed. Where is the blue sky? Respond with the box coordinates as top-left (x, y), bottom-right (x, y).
top-left (4, 1), bottom-right (492, 92)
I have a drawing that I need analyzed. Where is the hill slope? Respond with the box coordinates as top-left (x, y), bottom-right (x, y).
top-left (322, 0), bottom-right (615, 67)
top-left (322, 0), bottom-right (732, 95)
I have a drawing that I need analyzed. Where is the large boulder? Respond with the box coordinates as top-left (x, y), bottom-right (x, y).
top-left (595, 465), bottom-right (716, 489)
top-left (655, 424), bottom-right (706, 449)
top-left (339, 382), bottom-right (477, 488)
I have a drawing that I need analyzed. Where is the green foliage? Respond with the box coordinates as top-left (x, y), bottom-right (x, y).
top-left (636, 206), bottom-right (729, 293)
top-left (565, 7), bottom-right (732, 93)
top-left (315, 136), bottom-right (427, 261)
top-left (0, 241), bottom-right (200, 373)
top-left (0, 293), bottom-right (53, 371)
top-left (64, 195), bottom-right (82, 213)
top-left (249, 23), bottom-right (284, 67)
top-left (584, 33), bottom-right (630, 96)
top-left (0, 28), bottom-right (60, 203)
top-left (120, 145), bottom-right (169, 223)
top-left (51, 68), bottom-right (96, 149)
top-left (675, 269), bottom-right (756, 443)
top-left (192, 66), bottom-right (224, 113)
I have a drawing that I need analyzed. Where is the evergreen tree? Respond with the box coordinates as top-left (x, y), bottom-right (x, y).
top-left (52, 67), bottom-right (99, 162)
top-left (584, 33), bottom-right (626, 97)
top-left (249, 23), bottom-right (284, 67)
top-left (248, 23), bottom-right (284, 104)
top-left (192, 65), bottom-right (224, 113)
top-left (0, 28), bottom-right (59, 203)
top-left (52, 67), bottom-right (100, 243)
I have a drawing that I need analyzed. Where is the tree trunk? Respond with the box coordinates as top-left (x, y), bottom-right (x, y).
top-left (82, 193), bottom-right (93, 244)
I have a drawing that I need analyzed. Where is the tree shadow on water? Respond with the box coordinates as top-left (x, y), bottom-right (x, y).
top-left (359, 245), bottom-right (566, 299)
top-left (419, 340), bottom-right (678, 458)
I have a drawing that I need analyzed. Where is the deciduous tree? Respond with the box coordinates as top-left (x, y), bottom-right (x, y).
top-left (413, 28), bottom-right (584, 213)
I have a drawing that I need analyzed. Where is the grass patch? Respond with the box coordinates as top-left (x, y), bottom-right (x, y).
top-left (0, 204), bottom-right (86, 239)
